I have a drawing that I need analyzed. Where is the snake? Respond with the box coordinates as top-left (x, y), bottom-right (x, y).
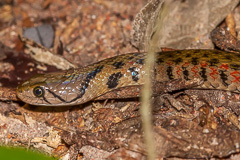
top-left (16, 49), bottom-right (240, 106)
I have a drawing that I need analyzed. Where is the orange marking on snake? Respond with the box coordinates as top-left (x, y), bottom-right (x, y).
top-left (209, 67), bottom-right (218, 80)
top-left (167, 61), bottom-right (174, 66)
top-left (176, 66), bottom-right (182, 77)
top-left (128, 61), bottom-right (134, 65)
top-left (191, 66), bottom-right (199, 76)
top-left (230, 71), bottom-right (240, 82)
top-left (200, 62), bottom-right (208, 68)
top-left (182, 62), bottom-right (190, 68)
top-left (219, 64), bottom-right (229, 70)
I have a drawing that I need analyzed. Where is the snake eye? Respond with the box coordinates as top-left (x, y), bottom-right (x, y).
top-left (33, 86), bottom-right (45, 97)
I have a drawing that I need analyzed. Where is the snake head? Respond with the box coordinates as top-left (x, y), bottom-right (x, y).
top-left (16, 74), bottom-right (51, 106)
top-left (16, 72), bottom-right (75, 106)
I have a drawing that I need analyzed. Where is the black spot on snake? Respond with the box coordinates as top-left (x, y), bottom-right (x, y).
top-left (191, 57), bottom-right (199, 65)
top-left (202, 53), bottom-right (208, 57)
top-left (230, 64), bottom-right (240, 70)
top-left (113, 61), bottom-right (125, 69)
top-left (209, 58), bottom-right (219, 66)
top-left (236, 54), bottom-right (240, 58)
top-left (106, 72), bottom-right (123, 89)
top-left (128, 67), bottom-right (139, 82)
top-left (176, 51), bottom-right (182, 54)
top-left (225, 55), bottom-right (232, 61)
top-left (219, 70), bottom-right (229, 87)
top-left (135, 58), bottom-right (144, 65)
top-left (157, 58), bottom-right (164, 64)
top-left (96, 65), bottom-right (104, 73)
top-left (128, 56), bottom-right (134, 60)
top-left (166, 66), bottom-right (174, 80)
top-left (214, 50), bottom-right (223, 55)
top-left (133, 52), bottom-right (140, 56)
top-left (174, 58), bottom-right (183, 64)
top-left (182, 67), bottom-right (190, 80)
top-left (199, 67), bottom-right (207, 81)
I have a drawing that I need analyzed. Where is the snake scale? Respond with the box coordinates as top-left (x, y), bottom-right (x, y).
top-left (16, 49), bottom-right (240, 106)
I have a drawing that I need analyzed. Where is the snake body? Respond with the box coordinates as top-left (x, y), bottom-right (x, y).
top-left (16, 49), bottom-right (240, 106)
